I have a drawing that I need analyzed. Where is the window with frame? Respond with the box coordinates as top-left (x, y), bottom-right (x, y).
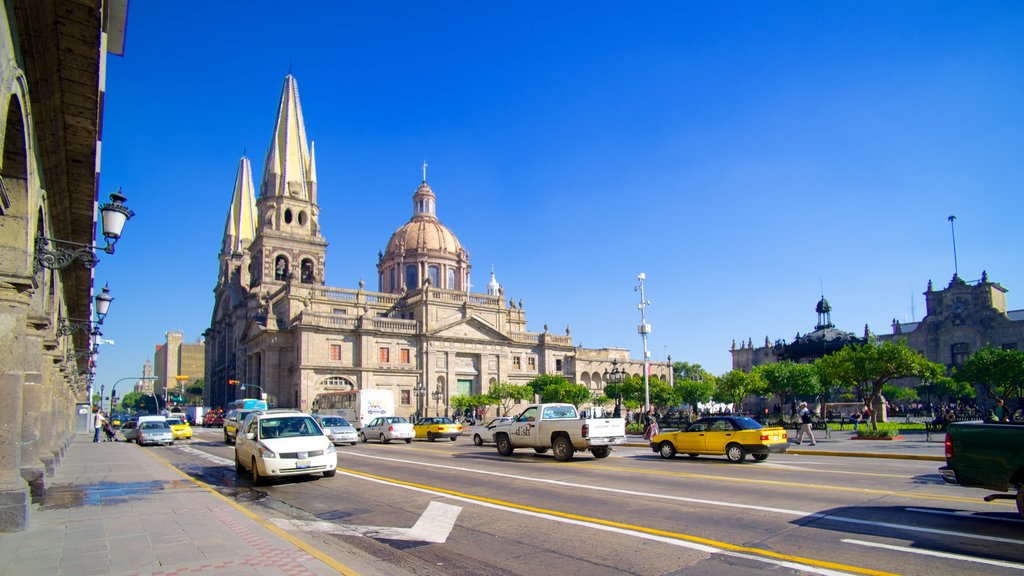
top-left (951, 343), bottom-right (969, 367)
top-left (401, 348), bottom-right (411, 364)
top-left (330, 344), bottom-right (342, 361)
top-left (513, 356), bottom-right (521, 369)
top-left (401, 390), bottom-right (411, 405)
top-left (555, 358), bottom-right (563, 371)
top-left (527, 357), bottom-right (536, 370)
top-left (379, 347), bottom-right (390, 363)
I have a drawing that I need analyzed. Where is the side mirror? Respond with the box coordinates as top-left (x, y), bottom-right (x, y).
top-left (245, 432), bottom-right (255, 440)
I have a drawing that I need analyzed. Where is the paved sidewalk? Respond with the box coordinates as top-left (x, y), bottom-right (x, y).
top-left (0, 434), bottom-right (349, 576)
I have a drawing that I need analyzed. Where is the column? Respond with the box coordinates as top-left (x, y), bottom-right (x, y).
top-left (0, 283), bottom-right (30, 531)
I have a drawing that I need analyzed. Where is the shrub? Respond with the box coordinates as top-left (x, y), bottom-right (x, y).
top-left (856, 423), bottom-right (901, 438)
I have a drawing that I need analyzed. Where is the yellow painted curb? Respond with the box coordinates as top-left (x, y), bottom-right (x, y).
top-left (626, 442), bottom-right (944, 461)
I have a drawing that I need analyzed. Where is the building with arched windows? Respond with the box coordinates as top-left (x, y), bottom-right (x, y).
top-left (204, 75), bottom-right (670, 419)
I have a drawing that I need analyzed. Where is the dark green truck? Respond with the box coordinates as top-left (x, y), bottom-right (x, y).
top-left (939, 421), bottom-right (1024, 519)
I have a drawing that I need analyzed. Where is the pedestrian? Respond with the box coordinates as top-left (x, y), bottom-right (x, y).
top-left (642, 409), bottom-right (660, 441)
top-left (794, 402), bottom-right (816, 446)
top-left (851, 410), bottom-right (861, 432)
top-left (92, 409), bottom-right (107, 443)
top-left (993, 399), bottom-right (1010, 423)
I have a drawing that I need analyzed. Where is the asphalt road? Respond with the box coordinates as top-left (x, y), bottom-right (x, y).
top-left (150, 426), bottom-right (1023, 576)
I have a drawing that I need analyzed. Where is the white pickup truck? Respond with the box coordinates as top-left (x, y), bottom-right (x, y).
top-left (491, 403), bottom-right (627, 461)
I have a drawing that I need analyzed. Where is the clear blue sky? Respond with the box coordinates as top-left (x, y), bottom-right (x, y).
top-left (95, 2), bottom-right (1024, 392)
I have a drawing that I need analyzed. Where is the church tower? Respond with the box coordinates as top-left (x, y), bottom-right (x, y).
top-left (248, 74), bottom-right (327, 290)
top-left (217, 155), bottom-right (257, 290)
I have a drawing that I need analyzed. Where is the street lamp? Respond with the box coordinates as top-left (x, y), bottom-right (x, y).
top-left (34, 189), bottom-right (135, 272)
top-left (414, 380), bottom-right (426, 418)
top-left (108, 375), bottom-right (156, 413)
top-left (431, 387), bottom-right (444, 417)
top-left (635, 272), bottom-right (652, 413)
top-left (239, 382), bottom-right (266, 400)
top-left (603, 358), bottom-right (626, 418)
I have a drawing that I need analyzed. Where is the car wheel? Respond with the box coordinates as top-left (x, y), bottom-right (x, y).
top-left (251, 458), bottom-right (264, 486)
top-left (726, 443), bottom-right (747, 463)
top-left (687, 453), bottom-right (699, 459)
top-left (351, 442), bottom-right (358, 446)
top-left (449, 437), bottom-right (457, 442)
top-left (323, 469), bottom-right (336, 478)
top-left (224, 431), bottom-right (230, 445)
top-left (552, 435), bottom-right (575, 462)
top-left (381, 434), bottom-right (389, 444)
top-left (591, 447), bottom-right (611, 459)
top-left (752, 453), bottom-right (769, 462)
top-left (360, 432), bottom-right (367, 443)
top-left (534, 447), bottom-right (549, 454)
top-left (405, 438), bottom-right (412, 444)
top-left (496, 434), bottom-right (514, 456)
top-left (427, 432), bottom-right (435, 442)
top-left (473, 434), bottom-right (483, 446)
top-left (235, 451), bottom-right (245, 473)
top-left (658, 441), bottom-right (677, 459)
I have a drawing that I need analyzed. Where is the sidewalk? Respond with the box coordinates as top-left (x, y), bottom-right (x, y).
top-left (625, 429), bottom-right (947, 461)
top-left (0, 434), bottom-right (351, 576)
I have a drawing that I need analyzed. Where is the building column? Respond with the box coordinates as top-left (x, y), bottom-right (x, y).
top-left (0, 282), bottom-right (31, 531)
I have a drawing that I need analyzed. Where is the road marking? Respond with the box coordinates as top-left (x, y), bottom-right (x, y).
top-left (274, 501), bottom-right (461, 543)
top-left (905, 507), bottom-right (1024, 524)
top-left (843, 538), bottom-right (1024, 570)
top-left (336, 467), bottom-right (892, 576)
top-left (178, 444), bottom-right (234, 466)
top-left (346, 452), bottom-right (1024, 545)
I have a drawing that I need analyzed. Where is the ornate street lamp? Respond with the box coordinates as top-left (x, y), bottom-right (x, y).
top-left (414, 380), bottom-right (426, 418)
top-left (431, 387), bottom-right (444, 417)
top-left (603, 358), bottom-right (626, 418)
top-left (34, 189), bottom-right (135, 272)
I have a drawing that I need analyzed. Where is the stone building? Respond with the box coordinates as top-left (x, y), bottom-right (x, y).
top-left (153, 331), bottom-right (205, 404)
top-left (0, 0), bottom-right (128, 531)
top-left (204, 75), bottom-right (669, 417)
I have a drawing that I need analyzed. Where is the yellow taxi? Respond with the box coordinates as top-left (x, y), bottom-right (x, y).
top-left (165, 416), bottom-right (193, 440)
top-left (413, 417), bottom-right (463, 441)
top-left (649, 416), bottom-right (787, 463)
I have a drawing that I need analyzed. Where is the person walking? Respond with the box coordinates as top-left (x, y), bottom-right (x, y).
top-left (92, 409), bottom-right (107, 443)
top-left (993, 399), bottom-right (1010, 423)
top-left (794, 402), bottom-right (816, 446)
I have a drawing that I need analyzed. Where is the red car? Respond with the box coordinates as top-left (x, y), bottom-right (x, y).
top-left (203, 411), bottom-right (224, 428)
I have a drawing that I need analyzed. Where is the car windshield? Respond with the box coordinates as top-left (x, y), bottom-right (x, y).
top-left (732, 417), bottom-right (764, 430)
top-left (319, 417), bottom-right (350, 427)
top-left (236, 410), bottom-right (254, 421)
top-left (385, 417), bottom-right (408, 424)
top-left (140, 422), bottom-right (167, 430)
top-left (259, 416), bottom-right (322, 439)
top-left (166, 418), bottom-right (184, 425)
top-left (542, 406), bottom-right (578, 419)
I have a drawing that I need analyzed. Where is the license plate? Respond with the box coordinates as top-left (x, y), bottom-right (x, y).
top-left (771, 435), bottom-right (779, 441)
top-left (296, 459), bottom-right (311, 469)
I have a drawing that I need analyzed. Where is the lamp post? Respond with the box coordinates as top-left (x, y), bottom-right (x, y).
top-left (431, 387), bottom-right (443, 417)
top-left (603, 358), bottom-right (626, 418)
top-left (108, 375), bottom-right (155, 414)
top-left (635, 272), bottom-right (652, 413)
top-left (239, 382), bottom-right (266, 400)
top-left (173, 375), bottom-right (191, 407)
top-left (34, 190), bottom-right (135, 272)
top-left (414, 380), bottom-right (426, 419)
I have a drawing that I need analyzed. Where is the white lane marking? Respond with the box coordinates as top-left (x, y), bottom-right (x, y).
top-left (347, 451), bottom-right (1024, 547)
top-left (177, 445), bottom-right (234, 466)
top-left (273, 501), bottom-right (461, 543)
top-left (338, 470), bottom-right (854, 576)
top-left (843, 539), bottom-right (1024, 570)
top-left (905, 507), bottom-right (1024, 524)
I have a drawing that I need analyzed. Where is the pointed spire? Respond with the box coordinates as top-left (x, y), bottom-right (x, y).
top-left (223, 156), bottom-right (257, 254)
top-left (486, 266), bottom-right (501, 296)
top-left (307, 140), bottom-right (318, 204)
top-left (262, 74), bottom-right (313, 200)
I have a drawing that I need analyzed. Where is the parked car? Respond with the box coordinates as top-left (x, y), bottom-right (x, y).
top-left (165, 416), bottom-right (193, 440)
top-left (649, 416), bottom-right (788, 463)
top-left (414, 417), bottom-right (463, 441)
top-left (491, 403), bottom-right (627, 461)
top-left (223, 409), bottom-right (257, 444)
top-left (203, 410), bottom-right (224, 428)
top-left (472, 417), bottom-right (514, 446)
top-left (360, 416), bottom-right (414, 444)
top-left (312, 414), bottom-right (358, 445)
top-left (120, 415), bottom-right (165, 443)
top-left (234, 410), bottom-right (337, 485)
top-left (137, 420), bottom-right (175, 446)
top-left (939, 420), bottom-right (1024, 519)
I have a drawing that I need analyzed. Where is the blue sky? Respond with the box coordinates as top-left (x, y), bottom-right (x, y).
top-left (94, 2), bottom-right (1023, 391)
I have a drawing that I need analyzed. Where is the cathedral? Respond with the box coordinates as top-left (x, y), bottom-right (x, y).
top-left (204, 75), bottom-right (670, 418)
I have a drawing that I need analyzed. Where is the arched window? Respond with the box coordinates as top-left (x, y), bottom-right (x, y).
top-left (405, 264), bottom-right (418, 289)
top-left (300, 258), bottom-right (314, 284)
top-left (428, 265), bottom-right (440, 288)
top-left (447, 268), bottom-right (456, 289)
top-left (275, 255), bottom-right (289, 281)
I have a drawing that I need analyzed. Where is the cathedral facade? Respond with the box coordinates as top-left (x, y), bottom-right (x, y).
top-left (204, 75), bottom-right (669, 418)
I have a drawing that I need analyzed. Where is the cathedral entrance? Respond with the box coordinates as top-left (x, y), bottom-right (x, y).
top-left (457, 379), bottom-right (473, 396)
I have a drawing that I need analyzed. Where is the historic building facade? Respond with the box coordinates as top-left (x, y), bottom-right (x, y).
top-left (153, 331), bottom-right (205, 402)
top-left (204, 75), bottom-right (669, 418)
top-left (0, 0), bottom-right (127, 531)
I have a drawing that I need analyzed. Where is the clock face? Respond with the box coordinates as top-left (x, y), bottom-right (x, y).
top-left (952, 301), bottom-right (965, 313)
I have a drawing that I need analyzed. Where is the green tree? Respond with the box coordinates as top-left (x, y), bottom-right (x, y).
top-left (881, 383), bottom-right (918, 404)
top-left (673, 377), bottom-right (715, 413)
top-left (714, 370), bottom-right (767, 409)
top-left (526, 374), bottom-right (569, 398)
top-left (756, 361), bottom-right (819, 418)
top-left (674, 361), bottom-right (713, 384)
top-left (485, 382), bottom-right (534, 417)
top-left (602, 382), bottom-right (625, 416)
top-left (119, 391), bottom-right (156, 414)
top-left (647, 377), bottom-right (675, 410)
top-left (930, 376), bottom-right (976, 404)
top-left (953, 345), bottom-right (1024, 404)
top-left (539, 381), bottom-right (592, 406)
top-left (450, 394), bottom-right (497, 418)
top-left (816, 339), bottom-right (944, 429)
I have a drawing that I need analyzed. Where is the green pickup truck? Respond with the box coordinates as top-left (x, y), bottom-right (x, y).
top-left (939, 421), bottom-right (1024, 519)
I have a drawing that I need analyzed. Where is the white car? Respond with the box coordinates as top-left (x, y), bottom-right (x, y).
top-left (312, 414), bottom-right (358, 446)
top-left (360, 416), bottom-right (414, 443)
top-left (472, 417), bottom-right (514, 446)
top-left (233, 410), bottom-right (337, 485)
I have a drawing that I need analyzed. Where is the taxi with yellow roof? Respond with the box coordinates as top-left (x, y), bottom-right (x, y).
top-left (164, 415), bottom-right (193, 440)
top-left (413, 417), bottom-right (463, 441)
top-left (649, 416), bottom-right (787, 463)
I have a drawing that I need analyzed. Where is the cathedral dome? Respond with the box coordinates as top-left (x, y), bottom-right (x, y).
top-left (384, 185), bottom-right (464, 256)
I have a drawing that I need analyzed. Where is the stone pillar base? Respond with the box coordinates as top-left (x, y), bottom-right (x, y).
top-left (0, 482), bottom-right (29, 532)
top-left (19, 466), bottom-right (45, 498)
top-left (42, 453), bottom-right (57, 477)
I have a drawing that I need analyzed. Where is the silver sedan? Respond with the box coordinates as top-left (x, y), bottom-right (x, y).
top-left (313, 415), bottom-right (358, 445)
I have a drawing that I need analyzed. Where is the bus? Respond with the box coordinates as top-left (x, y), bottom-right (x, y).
top-left (227, 398), bottom-right (268, 412)
top-left (311, 389), bottom-right (394, 429)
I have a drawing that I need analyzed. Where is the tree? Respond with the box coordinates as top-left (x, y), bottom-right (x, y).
top-left (756, 361), bottom-right (819, 418)
top-left (953, 345), bottom-right (1024, 404)
top-left (449, 394), bottom-right (497, 418)
top-left (120, 391), bottom-right (156, 414)
top-left (930, 376), bottom-right (975, 404)
top-left (674, 361), bottom-right (713, 384)
top-left (714, 370), bottom-right (767, 410)
top-left (485, 382), bottom-right (533, 417)
top-left (526, 374), bottom-right (570, 398)
top-left (816, 339), bottom-right (944, 429)
top-left (673, 377), bottom-right (715, 413)
top-left (881, 383), bottom-right (918, 404)
top-left (539, 381), bottom-right (591, 407)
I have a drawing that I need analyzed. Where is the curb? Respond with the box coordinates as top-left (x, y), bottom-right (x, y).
top-left (623, 442), bottom-right (945, 461)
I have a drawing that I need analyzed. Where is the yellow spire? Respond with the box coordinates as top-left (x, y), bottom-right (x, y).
top-left (223, 156), bottom-right (257, 254)
top-left (261, 74), bottom-right (313, 199)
